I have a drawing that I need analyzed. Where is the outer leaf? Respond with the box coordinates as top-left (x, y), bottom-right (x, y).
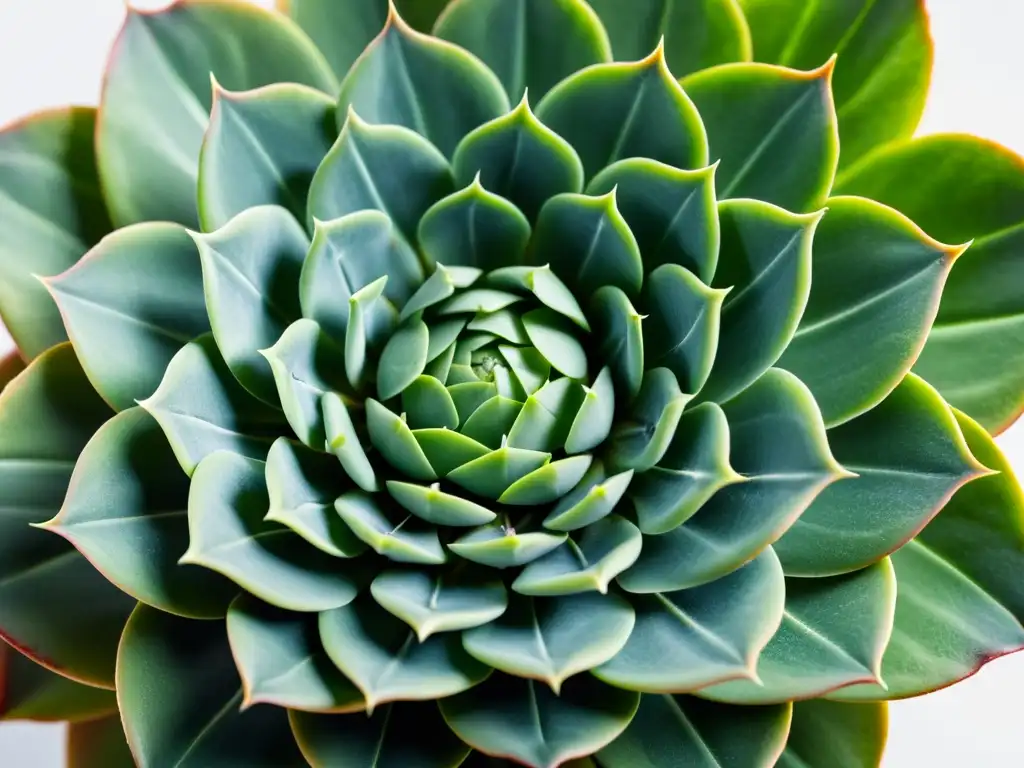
top-left (199, 81), bottom-right (336, 231)
top-left (441, 673), bottom-right (640, 768)
top-left (418, 177), bottom-right (532, 271)
top-left (118, 604), bottom-right (305, 767)
top-left (835, 135), bottom-right (1024, 434)
top-left (462, 592), bottom-right (635, 690)
top-left (194, 205), bottom-right (308, 404)
top-left (774, 374), bottom-right (986, 576)
top-left (97, 1), bottom-right (335, 228)
top-left (140, 334), bottom-right (286, 476)
top-left (587, 158), bottom-right (719, 283)
top-left (182, 451), bottom-right (363, 612)
top-left (67, 713), bottom-right (135, 768)
top-left (701, 558), bottom-right (896, 704)
top-left (319, 597), bottom-right (491, 711)
top-left (277, 0), bottom-right (389, 83)
top-left (597, 547), bottom-right (785, 692)
top-left (337, 8), bottom-right (510, 158)
top-left (683, 60), bottom-right (837, 213)
top-left (311, 109), bottom-right (454, 239)
top-left (700, 200), bottom-right (821, 404)
top-left (43, 408), bottom-right (236, 619)
top-left (435, 0), bottom-right (611, 101)
top-left (226, 595), bottom-right (363, 712)
top-left (830, 410), bottom-right (1024, 700)
top-left (777, 700), bottom-right (887, 768)
top-left (0, 645), bottom-right (117, 723)
top-left (620, 369), bottom-right (845, 591)
top-left (265, 438), bottom-right (366, 558)
top-left (0, 107), bottom-right (111, 358)
top-left (452, 95), bottom-right (584, 222)
top-left (741, 0), bottom-right (931, 169)
top-left (586, 0), bottom-right (752, 77)
top-left (535, 46), bottom-right (709, 181)
top-left (0, 344), bottom-right (132, 687)
top-left (46, 222), bottom-right (209, 411)
top-left (290, 702), bottom-right (470, 768)
top-left (597, 695), bottom-right (790, 768)
top-left (778, 196), bottom-right (962, 425)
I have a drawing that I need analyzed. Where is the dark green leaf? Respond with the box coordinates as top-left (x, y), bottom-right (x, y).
top-left (118, 604), bottom-right (305, 767)
top-left (366, 398), bottom-right (438, 480)
top-left (0, 107), bottom-right (111, 358)
top-left (461, 396), bottom-right (524, 448)
top-left (345, 276), bottom-right (400, 390)
top-left (67, 713), bottom-right (134, 768)
top-left (544, 460), bottom-right (633, 531)
top-left (403, 375), bottom-right (461, 430)
top-left (441, 673), bottom-right (640, 768)
top-left (590, 287), bottom-right (643, 399)
top-left (607, 368), bottom-right (688, 473)
top-left (0, 645), bottom-right (116, 723)
top-left (337, 9), bottom-right (510, 158)
top-left (377, 318), bottom-right (430, 401)
top-left (97, 1), bottom-right (335, 228)
top-left (777, 700), bottom-right (887, 768)
top-left (183, 451), bottom-right (363, 612)
top-left (507, 377), bottom-right (585, 452)
top-left (565, 367), bottom-right (616, 454)
top-left (415, 427), bottom-right (492, 476)
top-left (522, 308), bottom-right (589, 379)
top-left (435, 0), bottom-right (611, 101)
top-left (277, 0), bottom-right (388, 82)
top-left (448, 443), bottom-right (552, 500)
top-left (536, 47), bottom-right (708, 180)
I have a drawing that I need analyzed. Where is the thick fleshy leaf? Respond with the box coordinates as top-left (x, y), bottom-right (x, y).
top-left (683, 60), bottom-right (838, 212)
top-left (140, 335), bottom-right (286, 475)
top-left (520, 310), bottom-right (588, 380)
top-left (741, 0), bottom-right (931, 169)
top-left (487, 265), bottom-right (590, 330)
top-left (67, 713), bottom-right (135, 768)
top-left (118, 604), bottom-right (305, 767)
top-left (199, 81), bottom-right (335, 231)
top-left (418, 178), bottom-right (532, 271)
top-left (183, 451), bottom-right (363, 612)
top-left (620, 369), bottom-right (845, 591)
top-left (415, 428), bottom-right (493, 476)
top-left (565, 367), bottom-right (615, 454)
top-left (586, 0), bottom-right (752, 77)
top-left (778, 196), bottom-right (962, 425)
top-left (607, 368), bottom-right (688, 473)
top-left (830, 410), bottom-right (1024, 700)
top-left (403, 376), bottom-right (461, 430)
top-left (441, 673), bottom-right (640, 768)
top-left (194, 205), bottom-right (307, 404)
top-left (337, 8), bottom-right (509, 158)
top-left (387, 481), bottom-right (496, 527)
top-left (597, 695), bottom-right (791, 768)
top-left (323, 392), bottom-right (378, 492)
top-left (291, 702), bottom-right (470, 768)
top-left (642, 264), bottom-right (726, 395)
top-left (46, 222), bottom-right (208, 411)
top-left (345, 277), bottom-right (400, 390)
top-left (0, 352), bottom-right (25, 393)
top-left (43, 408), bottom-right (235, 619)
top-left (449, 521), bottom-right (566, 568)
top-left (435, 0), bottom-right (611, 101)
top-left (377, 318), bottom-right (430, 400)
top-left (262, 319), bottom-right (349, 448)
top-left (226, 595), bottom-right (362, 712)
top-left (836, 135), bottom-right (1024, 434)
top-left (320, 597), bottom-right (491, 711)
top-left (531, 192), bottom-right (643, 299)
top-left (461, 396), bottom-right (524, 448)
top-left (774, 375), bottom-right (986, 576)
top-left (452, 95), bottom-right (584, 223)
top-left (265, 438), bottom-right (366, 558)
top-left (308, 112), bottom-right (454, 245)
top-left (513, 515), bottom-right (642, 595)
top-left (500, 455), bottom-right (594, 505)
top-left (97, 1), bottom-right (335, 228)
top-left (448, 444), bottom-right (552, 499)
top-left (536, 46), bottom-right (708, 180)
top-left (0, 645), bottom-right (117, 723)
top-left (278, 0), bottom-right (387, 79)
top-left (702, 558), bottom-right (896, 704)
top-left (777, 700), bottom-right (888, 768)
top-left (544, 461), bottom-right (633, 531)
top-left (590, 287), bottom-right (643, 399)
top-left (0, 344), bottom-right (131, 687)
top-left (597, 547), bottom-right (784, 691)
top-left (463, 592), bottom-right (633, 691)
top-left (371, 569), bottom-right (507, 641)
top-left (0, 107), bottom-right (111, 358)
top-left (335, 491), bottom-right (446, 565)
top-left (700, 200), bottom-right (821, 404)
top-left (587, 158), bottom-right (719, 282)
top-left (366, 399), bottom-right (438, 480)
top-left (629, 402), bottom-right (741, 535)
top-left (403, 265), bottom-right (482, 321)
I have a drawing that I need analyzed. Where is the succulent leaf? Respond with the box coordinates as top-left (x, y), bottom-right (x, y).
top-left (777, 699), bottom-right (888, 768)
top-left (66, 713), bottom-right (135, 768)
top-left (0, 645), bottom-right (117, 724)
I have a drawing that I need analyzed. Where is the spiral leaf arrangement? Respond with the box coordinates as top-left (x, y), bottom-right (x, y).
top-left (1, 0), bottom-right (1024, 766)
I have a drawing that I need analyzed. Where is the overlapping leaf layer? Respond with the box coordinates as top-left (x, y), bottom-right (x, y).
top-left (0, 1), bottom-right (1022, 767)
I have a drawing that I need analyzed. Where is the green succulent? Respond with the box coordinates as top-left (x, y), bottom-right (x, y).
top-left (2, 0), bottom-right (1024, 766)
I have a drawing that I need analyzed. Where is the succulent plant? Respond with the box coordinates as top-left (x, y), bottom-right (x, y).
top-left (2, 0), bottom-right (1024, 766)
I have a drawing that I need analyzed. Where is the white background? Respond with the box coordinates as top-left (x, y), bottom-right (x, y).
top-left (1, 0), bottom-right (1023, 765)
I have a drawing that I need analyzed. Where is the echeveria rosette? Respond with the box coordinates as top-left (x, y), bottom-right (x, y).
top-left (0, 1), bottom-right (1022, 767)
